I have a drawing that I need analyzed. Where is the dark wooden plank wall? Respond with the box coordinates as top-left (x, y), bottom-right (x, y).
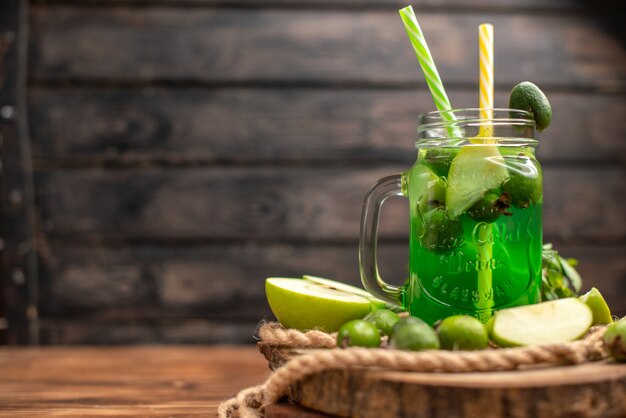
top-left (11, 0), bottom-right (626, 343)
top-left (0, 0), bottom-right (40, 345)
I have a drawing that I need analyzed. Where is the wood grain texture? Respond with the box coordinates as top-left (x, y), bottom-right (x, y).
top-left (17, 1), bottom-right (626, 346)
top-left (0, 346), bottom-right (269, 416)
top-left (0, 0), bottom-right (40, 344)
top-left (38, 319), bottom-right (264, 344)
top-left (287, 361), bottom-right (626, 418)
top-left (34, 167), bottom-right (625, 242)
top-left (28, 8), bottom-right (626, 88)
top-left (33, 243), bottom-right (626, 345)
top-left (36, 243), bottom-right (406, 320)
top-left (28, 88), bottom-right (626, 165)
top-left (260, 345), bottom-right (626, 417)
top-left (265, 404), bottom-right (332, 418)
top-left (39, 244), bottom-right (626, 318)
top-left (29, 0), bottom-right (581, 10)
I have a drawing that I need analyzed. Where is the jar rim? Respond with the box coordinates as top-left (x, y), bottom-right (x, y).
top-left (416, 108), bottom-right (537, 145)
top-left (415, 137), bottom-right (539, 148)
top-left (418, 108), bottom-right (535, 129)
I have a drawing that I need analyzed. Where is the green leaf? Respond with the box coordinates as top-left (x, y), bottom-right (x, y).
top-left (559, 255), bottom-right (582, 293)
top-left (541, 243), bottom-right (583, 300)
top-left (548, 269), bottom-right (562, 288)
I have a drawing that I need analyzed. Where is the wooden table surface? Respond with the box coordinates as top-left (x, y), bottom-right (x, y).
top-left (0, 346), bottom-right (272, 417)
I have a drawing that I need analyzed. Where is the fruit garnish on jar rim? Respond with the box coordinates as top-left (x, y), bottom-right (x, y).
top-left (509, 81), bottom-right (553, 131)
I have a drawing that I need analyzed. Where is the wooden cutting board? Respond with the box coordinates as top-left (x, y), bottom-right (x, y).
top-left (260, 345), bottom-right (626, 418)
top-left (266, 403), bottom-right (333, 417)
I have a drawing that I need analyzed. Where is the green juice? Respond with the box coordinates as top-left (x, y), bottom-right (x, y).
top-left (401, 144), bottom-right (542, 324)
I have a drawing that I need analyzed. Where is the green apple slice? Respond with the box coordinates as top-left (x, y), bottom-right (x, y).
top-left (579, 287), bottom-right (613, 325)
top-left (407, 163), bottom-right (440, 199)
top-left (445, 145), bottom-right (510, 218)
top-left (490, 298), bottom-right (593, 347)
top-left (303, 275), bottom-right (375, 300)
top-left (303, 275), bottom-right (403, 312)
top-left (266, 277), bottom-right (374, 332)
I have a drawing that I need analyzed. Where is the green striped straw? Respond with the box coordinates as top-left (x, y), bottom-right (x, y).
top-left (399, 6), bottom-right (460, 138)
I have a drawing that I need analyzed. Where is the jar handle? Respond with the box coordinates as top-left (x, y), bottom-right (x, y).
top-left (359, 174), bottom-right (404, 305)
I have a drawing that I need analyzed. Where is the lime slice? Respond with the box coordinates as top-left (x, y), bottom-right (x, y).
top-left (579, 287), bottom-right (613, 325)
top-left (490, 298), bottom-right (593, 347)
top-left (445, 145), bottom-right (510, 218)
top-left (266, 277), bottom-right (374, 332)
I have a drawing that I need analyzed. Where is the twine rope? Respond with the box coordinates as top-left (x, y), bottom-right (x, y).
top-left (218, 323), bottom-right (608, 418)
top-left (257, 321), bottom-right (337, 348)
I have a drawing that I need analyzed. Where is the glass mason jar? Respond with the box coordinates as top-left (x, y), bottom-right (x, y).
top-left (360, 109), bottom-right (542, 324)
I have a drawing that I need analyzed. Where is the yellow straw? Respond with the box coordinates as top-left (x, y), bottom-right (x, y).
top-left (476, 23), bottom-right (495, 316)
top-left (478, 23), bottom-right (494, 139)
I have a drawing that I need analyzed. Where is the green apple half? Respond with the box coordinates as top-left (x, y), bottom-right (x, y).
top-left (302, 275), bottom-right (387, 309)
top-left (266, 277), bottom-right (377, 332)
top-left (490, 298), bottom-right (593, 347)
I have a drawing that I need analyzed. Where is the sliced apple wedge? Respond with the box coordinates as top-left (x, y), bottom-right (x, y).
top-left (445, 144), bottom-right (510, 219)
top-left (266, 277), bottom-right (375, 332)
top-left (490, 298), bottom-right (592, 347)
top-left (303, 275), bottom-right (387, 309)
top-left (579, 287), bottom-right (613, 325)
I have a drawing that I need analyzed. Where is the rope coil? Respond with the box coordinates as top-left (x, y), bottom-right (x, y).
top-left (257, 321), bottom-right (337, 349)
top-left (219, 322), bottom-right (609, 418)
